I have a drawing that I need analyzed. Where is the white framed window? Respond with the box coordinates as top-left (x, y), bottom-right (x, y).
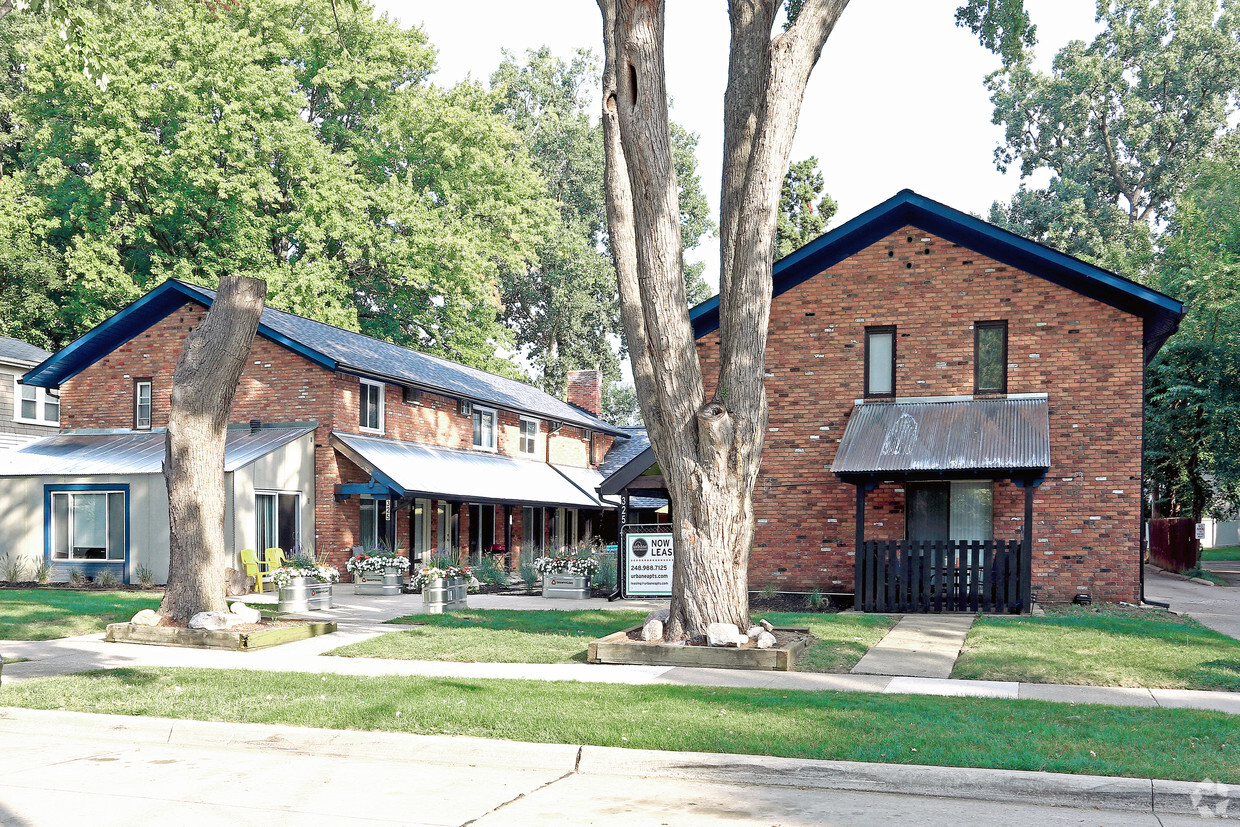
top-left (134, 379), bottom-right (152, 429)
top-left (256, 491), bottom-right (301, 553)
top-left (359, 379), bottom-right (384, 433)
top-left (472, 405), bottom-right (497, 450)
top-left (519, 417), bottom-right (539, 455)
top-left (49, 489), bottom-right (126, 561)
top-left (14, 378), bottom-right (60, 426)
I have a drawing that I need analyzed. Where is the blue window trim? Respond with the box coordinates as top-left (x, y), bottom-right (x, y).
top-left (44, 484), bottom-right (131, 583)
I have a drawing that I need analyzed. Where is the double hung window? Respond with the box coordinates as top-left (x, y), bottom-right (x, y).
top-left (359, 380), bottom-right (384, 433)
top-left (15, 380), bottom-right (60, 425)
top-left (864, 326), bottom-right (896, 398)
top-left (472, 406), bottom-right (497, 450)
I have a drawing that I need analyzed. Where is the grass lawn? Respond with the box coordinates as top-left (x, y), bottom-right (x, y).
top-left (1202, 545), bottom-right (1240, 561)
top-left (953, 605), bottom-right (1240, 691)
top-left (323, 609), bottom-right (897, 672)
top-left (0, 589), bottom-right (162, 640)
top-left (1, 667), bottom-right (1236, 782)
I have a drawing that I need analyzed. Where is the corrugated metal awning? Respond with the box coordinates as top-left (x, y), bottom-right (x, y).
top-left (331, 431), bottom-right (611, 510)
top-left (831, 396), bottom-right (1050, 476)
top-left (0, 424), bottom-right (316, 477)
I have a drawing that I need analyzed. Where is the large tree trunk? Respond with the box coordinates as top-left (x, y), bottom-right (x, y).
top-left (159, 276), bottom-right (267, 624)
top-left (598, 0), bottom-right (848, 640)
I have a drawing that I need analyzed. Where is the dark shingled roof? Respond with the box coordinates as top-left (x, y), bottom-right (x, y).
top-left (599, 427), bottom-right (652, 477)
top-left (22, 279), bottom-right (625, 438)
top-left (0, 335), bottom-right (51, 367)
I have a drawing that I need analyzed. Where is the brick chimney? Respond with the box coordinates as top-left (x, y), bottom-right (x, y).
top-left (566, 370), bottom-right (602, 417)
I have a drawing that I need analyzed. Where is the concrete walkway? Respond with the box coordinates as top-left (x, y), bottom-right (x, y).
top-left (1145, 565), bottom-right (1240, 641)
top-left (1, 708), bottom-right (1227, 825)
top-left (850, 614), bottom-right (975, 678)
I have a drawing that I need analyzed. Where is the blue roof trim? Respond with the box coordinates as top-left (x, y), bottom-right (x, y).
top-left (22, 280), bottom-right (337, 388)
top-left (690, 189), bottom-right (1184, 362)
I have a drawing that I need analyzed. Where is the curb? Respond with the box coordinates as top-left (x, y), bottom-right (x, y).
top-left (0, 707), bottom-right (1234, 819)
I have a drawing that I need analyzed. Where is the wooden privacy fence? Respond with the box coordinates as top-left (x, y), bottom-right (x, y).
top-left (1146, 517), bottom-right (1198, 573)
top-left (854, 539), bottom-right (1028, 614)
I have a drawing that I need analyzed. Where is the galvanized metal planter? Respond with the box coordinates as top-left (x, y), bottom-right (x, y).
top-left (355, 568), bottom-right (403, 596)
top-left (542, 574), bottom-right (590, 599)
top-left (277, 577), bottom-right (334, 612)
top-left (422, 576), bottom-right (468, 613)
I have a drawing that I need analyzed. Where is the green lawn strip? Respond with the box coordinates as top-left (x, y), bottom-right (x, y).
top-left (0, 590), bottom-right (162, 640)
top-left (1202, 545), bottom-right (1240, 561)
top-left (1181, 568), bottom-right (1232, 586)
top-left (2, 667), bottom-right (1236, 783)
top-left (328, 609), bottom-right (896, 672)
top-left (953, 605), bottom-right (1240, 691)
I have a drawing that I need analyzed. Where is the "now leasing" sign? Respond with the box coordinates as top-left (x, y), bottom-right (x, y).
top-left (625, 529), bottom-right (674, 597)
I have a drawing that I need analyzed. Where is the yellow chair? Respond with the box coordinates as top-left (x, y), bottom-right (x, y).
top-left (264, 547), bottom-right (286, 572)
top-left (240, 548), bottom-right (264, 594)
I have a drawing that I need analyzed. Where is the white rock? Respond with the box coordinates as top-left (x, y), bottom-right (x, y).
top-left (734, 633), bottom-right (750, 646)
top-left (188, 611), bottom-right (230, 631)
top-left (746, 626), bottom-right (763, 639)
top-left (756, 631), bottom-right (777, 649)
top-left (644, 609), bottom-right (670, 625)
top-left (229, 602), bottom-right (261, 624)
top-left (706, 622), bottom-right (742, 647)
top-left (130, 609), bottom-right (160, 626)
top-left (640, 619), bottom-right (663, 642)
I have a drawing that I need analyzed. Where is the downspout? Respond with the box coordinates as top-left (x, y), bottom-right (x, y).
top-left (1140, 354), bottom-right (1169, 608)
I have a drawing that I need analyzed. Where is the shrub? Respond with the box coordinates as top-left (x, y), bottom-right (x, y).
top-left (806, 589), bottom-right (825, 609)
top-left (68, 570), bottom-right (89, 586)
top-left (136, 565), bottom-right (155, 588)
top-left (518, 563), bottom-right (540, 589)
top-left (758, 583), bottom-right (777, 601)
top-left (591, 558), bottom-right (618, 592)
top-left (34, 559), bottom-right (51, 584)
top-left (2, 554), bottom-right (26, 583)
top-left (97, 570), bottom-right (119, 588)
top-left (474, 556), bottom-right (508, 587)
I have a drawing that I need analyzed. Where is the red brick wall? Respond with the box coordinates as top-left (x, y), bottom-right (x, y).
top-left (696, 226), bottom-right (1144, 603)
top-left (60, 300), bottom-right (608, 573)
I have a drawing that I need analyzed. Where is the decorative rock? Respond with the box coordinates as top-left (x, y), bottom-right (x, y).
top-left (188, 612), bottom-right (230, 631)
top-left (758, 618), bottom-right (775, 633)
top-left (224, 567), bottom-right (252, 597)
top-left (706, 622), bottom-right (742, 647)
top-left (640, 619), bottom-right (664, 642)
top-left (229, 602), bottom-right (261, 624)
top-left (644, 609), bottom-right (670, 625)
top-left (746, 626), bottom-right (763, 640)
top-left (756, 631), bottom-right (777, 649)
top-left (130, 609), bottom-right (160, 626)
top-left (733, 633), bottom-right (750, 646)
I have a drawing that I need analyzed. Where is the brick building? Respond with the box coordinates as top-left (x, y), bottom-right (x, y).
top-left (4, 280), bottom-right (630, 583)
top-left (603, 191), bottom-right (1183, 608)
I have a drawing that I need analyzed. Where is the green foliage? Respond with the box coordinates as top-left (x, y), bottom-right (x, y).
top-left (591, 555), bottom-right (618, 592)
top-left (805, 589), bottom-right (825, 610)
top-left (96, 570), bottom-right (119, 588)
top-left (1146, 144), bottom-right (1240, 519)
top-left (33, 559), bottom-right (50, 585)
top-left (955, 0), bottom-right (1037, 65)
top-left (517, 562), bottom-right (541, 589)
top-left (473, 556), bottom-right (508, 588)
top-left (2, 554), bottom-right (26, 583)
top-left (601, 380), bottom-right (641, 426)
top-left (982, 0), bottom-right (1240, 279)
top-left (135, 565), bottom-right (155, 589)
top-left (775, 157), bottom-right (837, 260)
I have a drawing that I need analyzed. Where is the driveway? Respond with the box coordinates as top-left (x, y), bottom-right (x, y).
top-left (1204, 559), bottom-right (1240, 586)
top-left (1145, 567), bottom-right (1240, 641)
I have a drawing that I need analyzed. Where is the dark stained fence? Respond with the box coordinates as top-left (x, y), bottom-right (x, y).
top-left (854, 539), bottom-right (1027, 614)
top-left (1147, 517), bottom-right (1199, 573)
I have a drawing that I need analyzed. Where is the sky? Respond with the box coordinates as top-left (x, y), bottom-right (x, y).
top-left (370, 1), bottom-right (1101, 292)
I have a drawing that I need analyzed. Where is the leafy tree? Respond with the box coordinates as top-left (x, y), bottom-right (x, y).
top-left (775, 156), bottom-right (837, 259)
top-left (490, 47), bottom-right (715, 395)
top-left (979, 0), bottom-right (1240, 278)
top-left (1146, 145), bottom-right (1240, 521)
top-left (602, 380), bottom-right (642, 426)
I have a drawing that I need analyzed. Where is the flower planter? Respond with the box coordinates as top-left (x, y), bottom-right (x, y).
top-left (422, 576), bottom-right (468, 614)
top-left (277, 577), bottom-right (334, 612)
top-left (354, 568), bottom-right (403, 596)
top-left (542, 574), bottom-right (590, 599)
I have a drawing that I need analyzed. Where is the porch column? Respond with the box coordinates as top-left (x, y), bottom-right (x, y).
top-left (854, 483), bottom-right (866, 610)
top-left (503, 504), bottom-right (512, 567)
top-left (1014, 475), bottom-right (1043, 613)
top-left (385, 495), bottom-right (398, 553)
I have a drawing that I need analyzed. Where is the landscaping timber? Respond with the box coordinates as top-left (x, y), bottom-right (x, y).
top-left (588, 626), bottom-right (811, 671)
top-left (105, 620), bottom-right (336, 651)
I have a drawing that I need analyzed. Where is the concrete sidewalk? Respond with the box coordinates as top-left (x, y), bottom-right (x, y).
top-left (0, 708), bottom-right (1232, 825)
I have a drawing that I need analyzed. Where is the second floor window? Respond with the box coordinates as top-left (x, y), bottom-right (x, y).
top-left (14, 379), bottom-right (59, 425)
top-left (359, 379), bottom-right (384, 432)
top-left (975, 321), bottom-right (1008, 394)
top-left (519, 417), bottom-right (538, 454)
top-left (472, 406), bottom-right (497, 450)
top-left (134, 379), bottom-right (152, 429)
top-left (864, 325), bottom-right (896, 398)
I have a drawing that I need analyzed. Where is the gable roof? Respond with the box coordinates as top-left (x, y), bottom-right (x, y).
top-left (22, 279), bottom-right (625, 437)
top-left (689, 189), bottom-right (1184, 362)
top-left (0, 335), bottom-right (51, 368)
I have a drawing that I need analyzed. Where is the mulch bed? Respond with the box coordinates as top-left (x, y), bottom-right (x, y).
top-left (748, 593), bottom-right (848, 613)
top-left (0, 582), bottom-right (159, 592)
